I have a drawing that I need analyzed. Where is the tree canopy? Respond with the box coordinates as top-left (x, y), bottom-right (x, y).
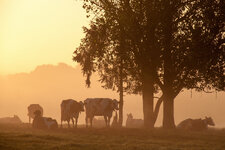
top-left (73, 0), bottom-right (224, 128)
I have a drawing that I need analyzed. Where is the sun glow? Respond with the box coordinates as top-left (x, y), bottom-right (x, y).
top-left (0, 0), bottom-right (88, 75)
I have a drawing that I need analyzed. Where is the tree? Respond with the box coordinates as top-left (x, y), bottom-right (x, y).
top-left (73, 0), bottom-right (224, 129)
top-left (74, 0), bottom-right (170, 128)
top-left (156, 0), bottom-right (225, 128)
top-left (73, 13), bottom-right (130, 127)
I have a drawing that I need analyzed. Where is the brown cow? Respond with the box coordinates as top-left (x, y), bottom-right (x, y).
top-left (177, 117), bottom-right (215, 130)
top-left (61, 99), bottom-right (84, 128)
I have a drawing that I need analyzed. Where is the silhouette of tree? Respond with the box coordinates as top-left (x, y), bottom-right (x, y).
top-left (74, 0), bottom-right (165, 128)
top-left (73, 13), bottom-right (130, 127)
top-left (73, 0), bottom-right (224, 129)
top-left (157, 0), bottom-right (225, 128)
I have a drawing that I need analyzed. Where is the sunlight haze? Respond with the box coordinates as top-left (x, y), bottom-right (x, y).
top-left (0, 0), bottom-right (88, 75)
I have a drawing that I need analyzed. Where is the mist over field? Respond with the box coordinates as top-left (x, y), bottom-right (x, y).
top-left (0, 63), bottom-right (224, 127)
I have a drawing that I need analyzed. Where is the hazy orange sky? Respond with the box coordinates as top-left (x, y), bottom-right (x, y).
top-left (0, 0), bottom-right (88, 75)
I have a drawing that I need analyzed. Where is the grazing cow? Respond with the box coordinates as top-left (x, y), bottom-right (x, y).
top-left (32, 110), bottom-right (58, 130)
top-left (84, 98), bottom-right (119, 127)
top-left (177, 117), bottom-right (215, 130)
top-left (61, 99), bottom-right (84, 128)
top-left (0, 115), bottom-right (22, 124)
top-left (27, 104), bottom-right (43, 124)
top-left (126, 113), bottom-right (144, 128)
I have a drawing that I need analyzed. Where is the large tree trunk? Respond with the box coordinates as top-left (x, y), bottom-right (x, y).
top-left (163, 94), bottom-right (175, 129)
top-left (142, 73), bottom-right (154, 128)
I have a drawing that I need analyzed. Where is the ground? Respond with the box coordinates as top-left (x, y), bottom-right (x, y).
top-left (0, 124), bottom-right (225, 150)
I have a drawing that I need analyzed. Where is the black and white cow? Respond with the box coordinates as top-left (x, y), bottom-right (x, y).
top-left (61, 99), bottom-right (84, 128)
top-left (84, 98), bottom-right (119, 127)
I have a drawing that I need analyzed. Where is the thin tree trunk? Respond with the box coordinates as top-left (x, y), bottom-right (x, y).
top-left (118, 48), bottom-right (124, 127)
top-left (119, 89), bottom-right (123, 127)
top-left (152, 95), bottom-right (164, 125)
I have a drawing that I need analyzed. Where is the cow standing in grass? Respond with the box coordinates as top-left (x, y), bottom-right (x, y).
top-left (32, 110), bottom-right (58, 130)
top-left (126, 113), bottom-right (144, 128)
top-left (27, 104), bottom-right (43, 124)
top-left (61, 99), bottom-right (84, 128)
top-left (177, 117), bottom-right (215, 130)
top-left (84, 98), bottom-right (119, 127)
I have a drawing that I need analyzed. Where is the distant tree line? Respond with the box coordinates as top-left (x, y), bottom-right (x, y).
top-left (73, 0), bottom-right (224, 129)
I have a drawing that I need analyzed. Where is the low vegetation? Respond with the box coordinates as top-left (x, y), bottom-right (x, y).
top-left (0, 124), bottom-right (225, 150)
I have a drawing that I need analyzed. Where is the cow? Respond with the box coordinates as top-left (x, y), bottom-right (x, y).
top-left (177, 116), bottom-right (215, 130)
top-left (61, 99), bottom-right (84, 128)
top-left (32, 110), bottom-right (58, 130)
top-left (84, 98), bottom-right (119, 127)
top-left (126, 113), bottom-right (144, 128)
top-left (0, 115), bottom-right (22, 124)
top-left (27, 104), bottom-right (43, 124)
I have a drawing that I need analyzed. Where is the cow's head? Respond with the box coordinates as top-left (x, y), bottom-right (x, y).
top-left (112, 99), bottom-right (119, 110)
top-left (79, 101), bottom-right (85, 111)
top-left (205, 116), bottom-right (215, 126)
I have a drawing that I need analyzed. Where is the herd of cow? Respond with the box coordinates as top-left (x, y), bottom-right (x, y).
top-left (29, 98), bottom-right (119, 129)
top-left (25, 98), bottom-right (216, 131)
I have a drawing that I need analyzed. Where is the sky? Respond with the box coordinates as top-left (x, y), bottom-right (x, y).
top-left (0, 0), bottom-right (89, 75)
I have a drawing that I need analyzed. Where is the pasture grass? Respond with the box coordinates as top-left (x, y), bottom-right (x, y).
top-left (0, 124), bottom-right (225, 150)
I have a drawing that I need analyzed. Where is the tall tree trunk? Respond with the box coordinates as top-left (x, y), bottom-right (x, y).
top-left (118, 64), bottom-right (123, 127)
top-left (142, 72), bottom-right (154, 128)
top-left (118, 24), bottom-right (124, 127)
top-left (163, 94), bottom-right (175, 129)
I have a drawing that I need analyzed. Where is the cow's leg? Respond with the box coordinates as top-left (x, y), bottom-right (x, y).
top-left (104, 116), bottom-right (108, 127)
top-left (61, 119), bottom-right (63, 128)
top-left (75, 117), bottom-right (78, 128)
top-left (67, 120), bottom-right (70, 128)
top-left (85, 116), bottom-right (88, 128)
top-left (108, 117), bottom-right (111, 127)
top-left (90, 117), bottom-right (93, 128)
top-left (29, 116), bottom-right (31, 124)
top-left (71, 118), bottom-right (75, 128)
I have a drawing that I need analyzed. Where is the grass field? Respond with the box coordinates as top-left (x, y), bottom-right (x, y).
top-left (0, 124), bottom-right (225, 150)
